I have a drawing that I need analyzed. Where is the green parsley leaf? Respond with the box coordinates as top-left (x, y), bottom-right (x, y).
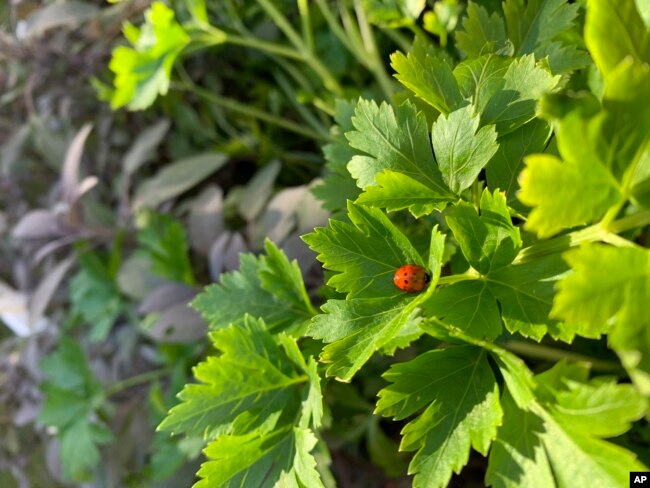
top-left (455, 3), bottom-right (510, 58)
top-left (303, 201), bottom-right (424, 299)
top-left (503, 0), bottom-right (579, 56)
top-left (307, 227), bottom-right (446, 381)
top-left (585, 0), bottom-right (650, 78)
top-left (552, 244), bottom-right (649, 334)
top-left (489, 347), bottom-right (536, 409)
top-left (346, 99), bottom-right (452, 201)
top-left (423, 280), bottom-right (502, 339)
top-left (192, 243), bottom-right (313, 335)
top-left (258, 240), bottom-right (315, 317)
top-left (486, 393), bottom-right (554, 488)
top-left (488, 255), bottom-right (569, 341)
top-left (453, 55), bottom-right (511, 113)
top-left (432, 105), bottom-right (498, 193)
top-left (109, 2), bottom-right (191, 110)
top-left (312, 100), bottom-right (361, 214)
top-left (600, 59), bottom-right (650, 181)
top-left (519, 114), bottom-right (622, 238)
top-left (538, 405), bottom-right (646, 487)
top-left (548, 379), bottom-right (647, 438)
top-left (376, 347), bottom-right (502, 488)
top-left (309, 296), bottom-right (418, 381)
top-left (534, 41), bottom-right (591, 75)
top-left (390, 40), bottom-right (462, 114)
top-left (553, 244), bottom-right (650, 390)
top-left (488, 373), bottom-right (647, 487)
top-left (364, 0), bottom-right (425, 28)
top-left (195, 427), bottom-right (323, 488)
top-left (485, 118), bottom-right (551, 207)
top-left (445, 189), bottom-right (522, 274)
top-left (425, 248), bottom-right (567, 341)
top-left (355, 170), bottom-right (450, 217)
top-left (610, 287), bottom-right (650, 396)
top-left (481, 54), bottom-right (560, 135)
top-left (158, 317), bottom-right (319, 438)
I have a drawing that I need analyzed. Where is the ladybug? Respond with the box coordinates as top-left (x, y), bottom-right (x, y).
top-left (393, 264), bottom-right (430, 293)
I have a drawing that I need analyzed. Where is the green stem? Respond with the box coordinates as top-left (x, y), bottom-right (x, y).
top-left (607, 208), bottom-right (650, 234)
top-left (173, 78), bottom-right (329, 141)
top-left (598, 198), bottom-right (626, 229)
top-left (105, 367), bottom-right (172, 397)
top-left (273, 70), bottom-right (330, 138)
top-left (256, 0), bottom-right (344, 95)
top-left (186, 32), bottom-right (304, 60)
top-left (445, 326), bottom-right (507, 355)
top-left (297, 0), bottom-right (314, 53)
top-left (513, 209), bottom-right (650, 265)
top-left (379, 26), bottom-right (411, 53)
top-left (471, 179), bottom-right (481, 209)
top-left (438, 325), bottom-right (623, 373)
top-left (500, 341), bottom-right (624, 373)
top-left (630, 176), bottom-right (650, 199)
top-left (512, 224), bottom-right (606, 264)
top-left (352, 0), bottom-right (394, 100)
top-left (438, 270), bottom-right (480, 285)
top-left (439, 30), bottom-right (448, 48)
top-left (314, 0), bottom-right (368, 67)
top-left (226, 34), bottom-right (305, 60)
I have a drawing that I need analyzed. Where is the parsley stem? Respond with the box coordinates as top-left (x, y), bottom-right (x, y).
top-left (315, 0), bottom-right (367, 66)
top-left (445, 327), bottom-right (623, 373)
top-left (607, 209), bottom-right (650, 234)
top-left (512, 224), bottom-right (606, 264)
top-left (352, 0), bottom-right (394, 99)
top-left (186, 29), bottom-right (305, 61)
top-left (500, 341), bottom-right (624, 373)
top-left (172, 79), bottom-right (330, 142)
top-left (513, 209), bottom-right (650, 264)
top-left (105, 367), bottom-right (172, 397)
top-left (224, 34), bottom-right (305, 61)
top-left (297, 0), bottom-right (314, 53)
top-left (438, 270), bottom-right (480, 285)
top-left (256, 0), bottom-right (344, 95)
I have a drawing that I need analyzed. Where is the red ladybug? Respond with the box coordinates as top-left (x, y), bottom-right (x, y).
top-left (393, 264), bottom-right (430, 293)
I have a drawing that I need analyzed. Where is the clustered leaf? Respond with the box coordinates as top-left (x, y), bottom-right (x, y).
top-left (311, 100), bottom-right (362, 216)
top-left (518, 112), bottom-right (622, 238)
top-left (455, 3), bottom-right (510, 57)
top-left (376, 347), bottom-right (503, 488)
top-left (38, 339), bottom-right (111, 482)
top-left (552, 245), bottom-right (650, 393)
top-left (152, 0), bottom-right (650, 486)
top-left (305, 225), bottom-right (446, 381)
top-left (159, 317), bottom-right (323, 487)
top-left (69, 249), bottom-right (125, 342)
top-left (192, 240), bottom-right (313, 335)
top-left (423, 190), bottom-right (568, 341)
top-left (303, 201), bottom-right (426, 299)
top-left (136, 210), bottom-right (196, 285)
top-left (487, 362), bottom-right (647, 488)
top-left (109, 2), bottom-right (190, 110)
top-left (391, 39), bottom-right (463, 114)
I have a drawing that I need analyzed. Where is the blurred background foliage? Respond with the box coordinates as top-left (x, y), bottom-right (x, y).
top-left (0, 0), bottom-right (465, 486)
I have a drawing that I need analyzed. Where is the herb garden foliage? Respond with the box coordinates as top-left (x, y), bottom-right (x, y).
top-left (156, 0), bottom-right (650, 487)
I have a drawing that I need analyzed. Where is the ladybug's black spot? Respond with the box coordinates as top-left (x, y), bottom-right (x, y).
top-left (404, 280), bottom-right (409, 284)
